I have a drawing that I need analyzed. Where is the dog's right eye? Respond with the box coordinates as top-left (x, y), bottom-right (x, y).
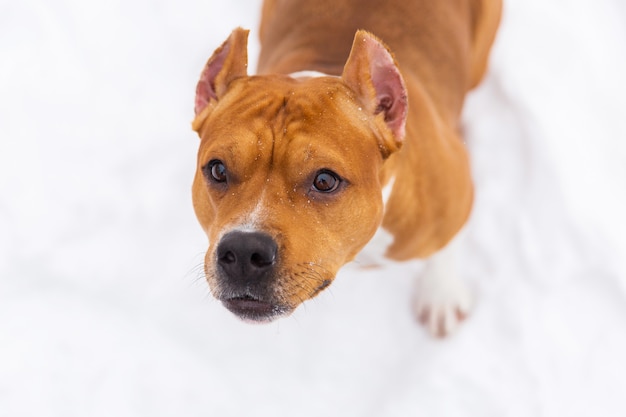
top-left (205, 159), bottom-right (227, 183)
top-left (312, 169), bottom-right (341, 193)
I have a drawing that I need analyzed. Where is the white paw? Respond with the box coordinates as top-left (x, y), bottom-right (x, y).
top-left (412, 272), bottom-right (472, 338)
top-left (412, 248), bottom-right (473, 338)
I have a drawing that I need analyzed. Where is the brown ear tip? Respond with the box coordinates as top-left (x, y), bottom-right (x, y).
top-left (354, 30), bottom-right (388, 48)
top-left (354, 29), bottom-right (375, 39)
top-left (231, 27), bottom-right (250, 38)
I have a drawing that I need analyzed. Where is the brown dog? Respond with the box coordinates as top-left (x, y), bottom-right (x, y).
top-left (191, 0), bottom-right (501, 336)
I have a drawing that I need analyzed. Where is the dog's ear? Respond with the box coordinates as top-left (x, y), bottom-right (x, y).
top-left (342, 30), bottom-right (408, 147)
top-left (194, 27), bottom-right (249, 117)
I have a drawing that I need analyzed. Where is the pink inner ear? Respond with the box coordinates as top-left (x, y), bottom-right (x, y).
top-left (367, 39), bottom-right (408, 141)
top-left (194, 43), bottom-right (231, 116)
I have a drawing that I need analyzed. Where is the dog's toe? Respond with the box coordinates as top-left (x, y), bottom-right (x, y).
top-left (412, 262), bottom-right (472, 338)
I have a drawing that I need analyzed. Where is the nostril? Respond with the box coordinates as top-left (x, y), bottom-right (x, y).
top-left (250, 252), bottom-right (274, 268)
top-left (220, 251), bottom-right (236, 264)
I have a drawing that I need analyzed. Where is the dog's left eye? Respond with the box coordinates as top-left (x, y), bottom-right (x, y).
top-left (312, 170), bottom-right (341, 193)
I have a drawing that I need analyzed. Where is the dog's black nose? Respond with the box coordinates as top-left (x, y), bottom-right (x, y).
top-left (216, 231), bottom-right (278, 282)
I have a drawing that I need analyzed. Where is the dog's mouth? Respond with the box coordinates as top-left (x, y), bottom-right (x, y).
top-left (221, 294), bottom-right (291, 323)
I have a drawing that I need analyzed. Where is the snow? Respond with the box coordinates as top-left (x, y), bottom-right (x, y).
top-left (1, 0), bottom-right (625, 416)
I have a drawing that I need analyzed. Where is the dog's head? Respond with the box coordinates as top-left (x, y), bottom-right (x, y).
top-left (191, 28), bottom-right (407, 322)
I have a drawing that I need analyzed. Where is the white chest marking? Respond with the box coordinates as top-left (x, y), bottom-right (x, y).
top-left (381, 177), bottom-right (395, 206)
top-left (353, 177), bottom-right (396, 268)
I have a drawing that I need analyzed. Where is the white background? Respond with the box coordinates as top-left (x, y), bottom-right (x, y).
top-left (1, 0), bottom-right (625, 416)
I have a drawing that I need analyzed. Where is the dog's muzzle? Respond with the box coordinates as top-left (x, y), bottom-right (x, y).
top-left (215, 230), bottom-right (289, 322)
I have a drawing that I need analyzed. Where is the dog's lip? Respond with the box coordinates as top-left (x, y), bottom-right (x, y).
top-left (221, 295), bottom-right (290, 323)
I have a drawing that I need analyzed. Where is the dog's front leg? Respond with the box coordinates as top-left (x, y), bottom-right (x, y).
top-left (412, 232), bottom-right (473, 338)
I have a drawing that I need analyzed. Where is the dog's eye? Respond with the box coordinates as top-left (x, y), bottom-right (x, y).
top-left (206, 159), bottom-right (227, 183)
top-left (312, 170), bottom-right (341, 193)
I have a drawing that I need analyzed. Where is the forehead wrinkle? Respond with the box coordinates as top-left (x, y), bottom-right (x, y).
top-left (286, 137), bottom-right (347, 173)
top-left (221, 76), bottom-right (293, 118)
top-left (276, 83), bottom-right (374, 177)
top-left (201, 80), bottom-right (295, 170)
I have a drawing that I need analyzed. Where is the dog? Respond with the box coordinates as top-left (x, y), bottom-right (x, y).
top-left (191, 0), bottom-right (501, 337)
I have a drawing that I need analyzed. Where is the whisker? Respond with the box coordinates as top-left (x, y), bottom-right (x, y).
top-left (289, 262), bottom-right (335, 299)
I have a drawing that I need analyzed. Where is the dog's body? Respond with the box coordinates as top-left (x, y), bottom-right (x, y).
top-left (192, 0), bottom-right (501, 336)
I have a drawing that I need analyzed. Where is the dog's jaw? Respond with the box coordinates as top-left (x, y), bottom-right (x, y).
top-left (221, 295), bottom-right (293, 323)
